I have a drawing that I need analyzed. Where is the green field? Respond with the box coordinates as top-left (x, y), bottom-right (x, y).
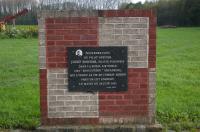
top-left (156, 28), bottom-right (200, 130)
top-left (0, 28), bottom-right (200, 130)
top-left (6, 25), bottom-right (38, 31)
top-left (0, 39), bottom-right (39, 129)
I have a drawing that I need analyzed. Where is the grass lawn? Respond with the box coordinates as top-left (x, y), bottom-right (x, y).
top-left (6, 25), bottom-right (38, 31)
top-left (0, 28), bottom-right (199, 130)
top-left (0, 39), bottom-right (39, 129)
top-left (157, 27), bottom-right (200, 130)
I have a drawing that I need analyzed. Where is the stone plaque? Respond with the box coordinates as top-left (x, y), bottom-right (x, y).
top-left (68, 47), bottom-right (128, 92)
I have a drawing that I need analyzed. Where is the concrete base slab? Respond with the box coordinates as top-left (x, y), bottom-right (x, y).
top-left (37, 124), bottom-right (163, 132)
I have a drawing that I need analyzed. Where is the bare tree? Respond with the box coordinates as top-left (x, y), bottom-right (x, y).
top-left (38, 0), bottom-right (131, 10)
top-left (0, 0), bottom-right (37, 14)
top-left (0, 0), bottom-right (130, 24)
top-left (0, 0), bottom-right (37, 25)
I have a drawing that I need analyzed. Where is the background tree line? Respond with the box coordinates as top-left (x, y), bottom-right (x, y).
top-left (0, 0), bottom-right (200, 26)
top-left (122, 0), bottom-right (200, 26)
top-left (0, 0), bottom-right (129, 25)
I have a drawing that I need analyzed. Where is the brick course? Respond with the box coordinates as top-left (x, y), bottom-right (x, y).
top-left (47, 68), bottom-right (99, 118)
top-left (99, 68), bottom-right (149, 123)
top-left (45, 17), bottom-right (99, 118)
top-left (99, 17), bottom-right (149, 68)
top-left (45, 17), bottom-right (99, 69)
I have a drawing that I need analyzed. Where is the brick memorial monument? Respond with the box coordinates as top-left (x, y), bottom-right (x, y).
top-left (38, 10), bottom-right (161, 131)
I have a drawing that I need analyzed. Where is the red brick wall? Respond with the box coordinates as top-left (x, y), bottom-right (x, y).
top-left (39, 10), bottom-right (156, 125)
top-left (40, 17), bottom-right (99, 125)
top-left (45, 17), bottom-right (99, 68)
top-left (39, 69), bottom-right (47, 124)
top-left (149, 15), bottom-right (157, 68)
top-left (98, 10), bottom-right (156, 120)
top-left (99, 68), bottom-right (148, 117)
